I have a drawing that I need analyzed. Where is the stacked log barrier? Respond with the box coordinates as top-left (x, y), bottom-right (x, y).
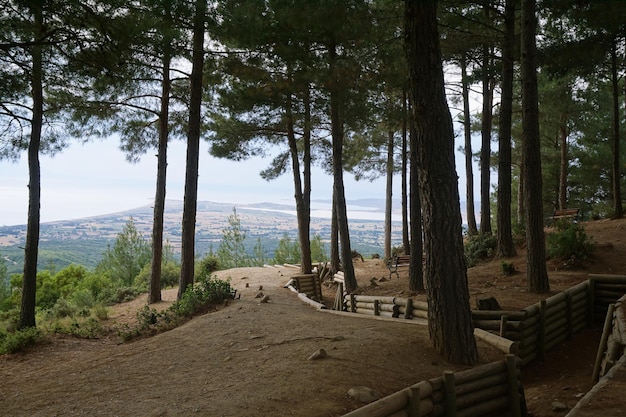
top-left (341, 354), bottom-right (525, 417)
top-left (589, 274), bottom-right (626, 324)
top-left (344, 294), bottom-right (428, 320)
top-left (291, 273), bottom-right (322, 302)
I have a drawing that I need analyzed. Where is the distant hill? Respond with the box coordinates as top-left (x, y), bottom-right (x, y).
top-left (0, 199), bottom-right (404, 275)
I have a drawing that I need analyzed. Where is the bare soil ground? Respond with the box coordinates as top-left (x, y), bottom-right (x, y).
top-left (1, 218), bottom-right (625, 417)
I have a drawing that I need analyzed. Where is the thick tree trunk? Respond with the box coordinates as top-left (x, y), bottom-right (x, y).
top-left (496, 0), bottom-right (516, 258)
top-left (401, 93), bottom-right (410, 253)
top-left (521, 0), bottom-right (550, 294)
top-left (149, 25), bottom-right (172, 304)
top-left (480, 41), bottom-right (494, 235)
top-left (287, 92), bottom-right (312, 273)
top-left (408, 123), bottom-right (424, 292)
top-left (461, 54), bottom-right (478, 235)
top-left (405, 0), bottom-right (478, 365)
top-left (384, 131), bottom-right (394, 260)
top-left (610, 41), bottom-right (622, 219)
top-left (179, 0), bottom-right (205, 299)
top-left (329, 194), bottom-right (340, 275)
top-left (558, 112), bottom-right (568, 210)
top-left (20, 6), bottom-right (44, 329)
top-left (329, 44), bottom-right (357, 294)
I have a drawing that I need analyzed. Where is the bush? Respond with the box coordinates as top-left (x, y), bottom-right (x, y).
top-left (134, 261), bottom-right (181, 291)
top-left (501, 262), bottom-right (516, 276)
top-left (464, 234), bottom-right (497, 267)
top-left (0, 327), bottom-right (42, 354)
top-left (546, 221), bottom-right (594, 265)
top-left (196, 255), bottom-right (220, 281)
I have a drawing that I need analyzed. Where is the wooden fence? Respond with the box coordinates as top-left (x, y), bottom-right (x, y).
top-left (342, 354), bottom-right (525, 417)
top-left (334, 274), bottom-right (626, 367)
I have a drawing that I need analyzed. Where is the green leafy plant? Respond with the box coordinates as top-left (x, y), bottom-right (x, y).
top-left (501, 262), bottom-right (516, 276)
top-left (464, 234), bottom-right (497, 267)
top-left (0, 327), bottom-right (43, 354)
top-left (546, 221), bottom-right (594, 266)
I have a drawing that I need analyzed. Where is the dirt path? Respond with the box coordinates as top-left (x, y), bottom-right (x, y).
top-left (2, 218), bottom-right (626, 416)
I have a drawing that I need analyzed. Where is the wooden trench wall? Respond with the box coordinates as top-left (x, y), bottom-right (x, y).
top-left (334, 274), bottom-right (626, 417)
top-left (342, 354), bottom-right (525, 417)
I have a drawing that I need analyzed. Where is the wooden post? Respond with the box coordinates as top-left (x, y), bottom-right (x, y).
top-left (592, 303), bottom-right (615, 382)
top-left (443, 371), bottom-right (457, 417)
top-left (588, 277), bottom-right (596, 326)
top-left (566, 291), bottom-right (573, 339)
top-left (539, 300), bottom-right (546, 361)
top-left (374, 299), bottom-right (380, 316)
top-left (500, 315), bottom-right (508, 338)
top-left (506, 354), bottom-right (522, 417)
top-left (407, 385), bottom-right (421, 417)
top-left (405, 298), bottom-right (413, 319)
top-left (350, 294), bottom-right (356, 313)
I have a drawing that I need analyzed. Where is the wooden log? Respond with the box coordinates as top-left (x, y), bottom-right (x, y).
top-left (545, 332), bottom-right (568, 351)
top-left (410, 309), bottom-right (428, 319)
top-left (473, 319), bottom-right (524, 332)
top-left (592, 303), bottom-right (616, 382)
top-left (456, 384), bottom-right (508, 410)
top-left (506, 354), bottom-right (523, 417)
top-left (341, 381), bottom-right (432, 417)
top-left (569, 288), bottom-right (588, 303)
top-left (457, 396), bottom-right (510, 417)
top-left (521, 350), bottom-right (538, 367)
top-left (455, 372), bottom-right (506, 396)
top-left (471, 310), bottom-right (526, 320)
top-left (566, 280), bottom-right (589, 295)
top-left (454, 361), bottom-right (506, 385)
top-left (545, 316), bottom-right (568, 337)
top-left (404, 298), bottom-right (413, 319)
top-left (523, 304), bottom-right (541, 317)
top-left (539, 300), bottom-right (547, 361)
top-left (474, 328), bottom-right (519, 355)
top-left (394, 297), bottom-right (409, 306)
top-left (545, 299), bottom-right (567, 315)
top-left (594, 289), bottom-right (626, 300)
top-left (412, 300), bottom-right (429, 311)
top-left (589, 274), bottom-right (626, 282)
top-left (444, 371), bottom-right (457, 417)
top-left (545, 291), bottom-right (567, 309)
top-left (594, 282), bottom-right (626, 292)
top-left (352, 294), bottom-right (397, 304)
top-left (353, 308), bottom-right (377, 316)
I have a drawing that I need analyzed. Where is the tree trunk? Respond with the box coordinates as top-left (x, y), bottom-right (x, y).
top-left (329, 44), bottom-right (357, 294)
top-left (408, 122), bottom-right (424, 292)
top-left (149, 18), bottom-right (173, 304)
top-left (521, 0), bottom-right (550, 294)
top-left (558, 112), bottom-right (568, 210)
top-left (610, 40), bottom-right (622, 219)
top-left (461, 54), bottom-right (478, 235)
top-left (405, 0), bottom-right (478, 365)
top-left (178, 0), bottom-right (205, 299)
top-left (384, 130), bottom-right (394, 260)
top-left (496, 0), bottom-right (516, 258)
top-left (329, 193), bottom-right (340, 275)
top-left (480, 40), bottom-right (494, 235)
top-left (401, 92), bottom-right (410, 253)
top-left (287, 91), bottom-right (312, 273)
top-left (19, 5), bottom-right (44, 330)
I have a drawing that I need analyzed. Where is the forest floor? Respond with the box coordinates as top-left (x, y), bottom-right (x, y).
top-left (2, 218), bottom-right (626, 416)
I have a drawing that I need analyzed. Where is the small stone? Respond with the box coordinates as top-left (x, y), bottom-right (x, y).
top-left (259, 285), bottom-right (263, 290)
top-left (308, 348), bottom-right (327, 360)
top-left (259, 295), bottom-right (270, 303)
top-left (245, 283), bottom-right (250, 288)
top-left (347, 386), bottom-right (381, 404)
top-left (551, 401), bottom-right (568, 412)
top-left (255, 292), bottom-right (264, 298)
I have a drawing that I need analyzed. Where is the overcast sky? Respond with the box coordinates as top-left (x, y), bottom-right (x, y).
top-left (1, 131), bottom-right (482, 227)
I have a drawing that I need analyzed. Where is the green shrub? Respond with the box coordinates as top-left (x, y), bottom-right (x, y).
top-left (0, 327), bottom-right (42, 354)
top-left (546, 221), bottom-right (594, 265)
top-left (501, 262), bottom-right (516, 276)
top-left (92, 304), bottom-right (109, 320)
top-left (464, 234), bottom-right (497, 267)
top-left (196, 255), bottom-right (220, 281)
top-left (120, 276), bottom-right (233, 342)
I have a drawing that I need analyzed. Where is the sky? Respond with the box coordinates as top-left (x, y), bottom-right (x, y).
top-left (1, 134), bottom-right (481, 227)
